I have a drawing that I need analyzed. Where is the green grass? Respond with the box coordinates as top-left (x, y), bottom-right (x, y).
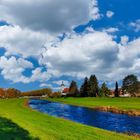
top-left (0, 99), bottom-right (139, 140)
top-left (0, 117), bottom-right (38, 140)
top-left (47, 97), bottom-right (140, 111)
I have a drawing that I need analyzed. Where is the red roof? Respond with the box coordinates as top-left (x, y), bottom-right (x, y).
top-left (63, 88), bottom-right (69, 93)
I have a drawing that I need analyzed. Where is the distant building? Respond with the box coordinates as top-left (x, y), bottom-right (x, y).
top-left (60, 81), bottom-right (69, 96)
top-left (109, 88), bottom-right (131, 97)
top-left (63, 88), bottom-right (69, 93)
top-left (60, 81), bottom-right (65, 93)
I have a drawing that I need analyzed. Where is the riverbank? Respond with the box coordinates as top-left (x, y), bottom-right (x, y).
top-left (95, 106), bottom-right (140, 116)
top-left (47, 97), bottom-right (140, 116)
top-left (0, 99), bottom-right (138, 140)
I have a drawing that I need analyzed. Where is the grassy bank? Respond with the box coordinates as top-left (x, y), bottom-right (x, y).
top-left (47, 97), bottom-right (140, 116)
top-left (0, 99), bottom-right (139, 140)
top-left (47, 97), bottom-right (140, 110)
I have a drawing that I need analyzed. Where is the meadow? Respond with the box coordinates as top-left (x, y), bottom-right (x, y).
top-left (48, 97), bottom-right (140, 111)
top-left (0, 98), bottom-right (139, 140)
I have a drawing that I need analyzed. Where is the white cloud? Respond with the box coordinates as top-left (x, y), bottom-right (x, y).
top-left (53, 80), bottom-right (70, 86)
top-left (0, 25), bottom-right (53, 58)
top-left (89, 0), bottom-right (101, 20)
top-left (0, 56), bottom-right (52, 83)
top-left (40, 83), bottom-right (52, 88)
top-left (40, 83), bottom-right (61, 91)
top-left (129, 19), bottom-right (140, 32)
top-left (0, 29), bottom-right (140, 84)
top-left (118, 37), bottom-right (140, 65)
top-left (0, 0), bottom-right (100, 33)
top-left (120, 35), bottom-right (129, 45)
top-left (115, 37), bottom-right (140, 80)
top-left (0, 1), bottom-right (139, 86)
top-left (29, 68), bottom-right (52, 83)
top-left (106, 10), bottom-right (114, 18)
top-left (0, 24), bottom-right (140, 84)
top-left (41, 30), bottom-right (119, 80)
top-left (39, 29), bottom-right (140, 82)
top-left (0, 56), bottom-right (33, 83)
top-left (103, 27), bottom-right (119, 33)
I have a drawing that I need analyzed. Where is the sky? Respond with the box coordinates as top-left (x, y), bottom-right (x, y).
top-left (0, 0), bottom-right (140, 91)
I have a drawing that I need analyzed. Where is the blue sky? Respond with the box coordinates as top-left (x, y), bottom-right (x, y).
top-left (0, 0), bottom-right (140, 91)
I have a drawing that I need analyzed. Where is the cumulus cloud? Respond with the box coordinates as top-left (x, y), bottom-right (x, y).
top-left (0, 0), bottom-right (100, 33)
top-left (120, 35), bottom-right (129, 45)
top-left (106, 10), bottom-right (114, 18)
top-left (115, 37), bottom-right (140, 80)
top-left (0, 25), bottom-right (53, 58)
top-left (0, 29), bottom-right (140, 84)
top-left (0, 0), bottom-right (139, 86)
top-left (39, 30), bottom-right (140, 81)
top-left (0, 56), bottom-right (52, 83)
top-left (29, 68), bottom-right (52, 83)
top-left (129, 19), bottom-right (140, 32)
top-left (103, 27), bottom-right (119, 33)
top-left (0, 56), bottom-right (33, 83)
top-left (41, 30), bottom-right (119, 80)
top-left (89, 0), bottom-right (101, 20)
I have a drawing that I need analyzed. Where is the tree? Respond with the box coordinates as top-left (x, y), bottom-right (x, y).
top-left (88, 75), bottom-right (99, 97)
top-left (80, 84), bottom-right (84, 97)
top-left (115, 81), bottom-right (119, 97)
top-left (80, 77), bottom-right (89, 97)
top-left (21, 88), bottom-right (52, 97)
top-left (69, 81), bottom-right (79, 96)
top-left (0, 88), bottom-right (5, 98)
top-left (122, 74), bottom-right (139, 95)
top-left (100, 82), bottom-right (110, 96)
top-left (6, 88), bottom-right (21, 98)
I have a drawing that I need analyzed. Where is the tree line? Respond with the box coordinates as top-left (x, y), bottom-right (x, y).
top-left (0, 74), bottom-right (139, 98)
top-left (0, 88), bottom-right (52, 98)
top-left (21, 88), bottom-right (52, 97)
top-left (68, 74), bottom-right (140, 97)
top-left (0, 88), bottom-right (21, 98)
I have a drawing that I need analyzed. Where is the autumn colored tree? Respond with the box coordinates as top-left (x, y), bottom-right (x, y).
top-left (0, 88), bottom-right (5, 98)
top-left (6, 88), bottom-right (21, 98)
top-left (21, 88), bottom-right (52, 97)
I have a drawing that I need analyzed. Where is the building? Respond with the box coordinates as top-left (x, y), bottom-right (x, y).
top-left (60, 81), bottom-right (69, 96)
top-left (109, 88), bottom-right (131, 97)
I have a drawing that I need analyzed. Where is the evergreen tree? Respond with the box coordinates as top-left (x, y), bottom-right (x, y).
top-left (98, 88), bottom-right (104, 97)
top-left (100, 82), bottom-right (110, 96)
top-left (88, 75), bottom-right (98, 97)
top-left (80, 77), bottom-right (88, 97)
top-left (115, 81), bottom-right (119, 97)
top-left (80, 84), bottom-right (84, 97)
top-left (69, 81), bottom-right (79, 96)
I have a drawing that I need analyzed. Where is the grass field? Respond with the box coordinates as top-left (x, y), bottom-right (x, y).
top-left (47, 97), bottom-right (140, 111)
top-left (0, 99), bottom-right (139, 140)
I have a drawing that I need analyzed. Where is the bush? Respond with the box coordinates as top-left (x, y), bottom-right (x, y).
top-left (48, 92), bottom-right (61, 98)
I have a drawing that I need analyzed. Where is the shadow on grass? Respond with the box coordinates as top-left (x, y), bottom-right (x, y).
top-left (0, 117), bottom-right (39, 140)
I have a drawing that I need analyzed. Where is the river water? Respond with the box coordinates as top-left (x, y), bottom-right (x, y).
top-left (29, 99), bottom-right (140, 134)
